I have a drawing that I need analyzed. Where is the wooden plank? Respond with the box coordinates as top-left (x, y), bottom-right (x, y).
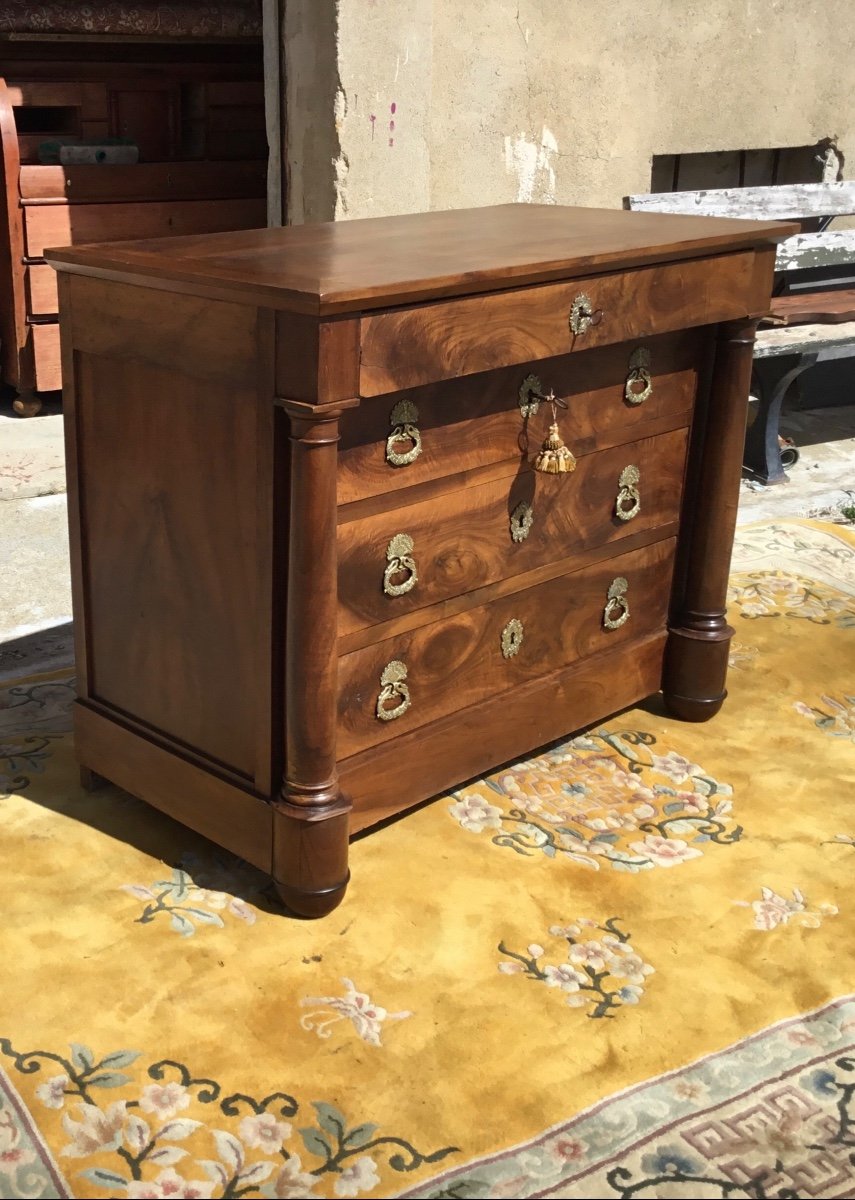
top-left (775, 230), bottom-right (855, 271)
top-left (625, 181), bottom-right (855, 220)
top-left (768, 289), bottom-right (855, 326)
top-left (26, 263), bottom-right (57, 314)
top-left (24, 196), bottom-right (266, 257)
top-left (20, 160), bottom-right (266, 202)
top-left (755, 320), bottom-right (855, 358)
top-left (45, 204), bottom-right (797, 317)
top-left (74, 704), bottom-right (273, 873)
top-left (32, 322), bottom-right (60, 390)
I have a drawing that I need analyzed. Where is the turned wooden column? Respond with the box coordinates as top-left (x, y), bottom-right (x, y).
top-left (663, 317), bottom-right (759, 722)
top-left (272, 399), bottom-right (354, 917)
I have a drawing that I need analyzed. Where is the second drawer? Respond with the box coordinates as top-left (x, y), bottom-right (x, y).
top-left (338, 426), bottom-right (688, 637)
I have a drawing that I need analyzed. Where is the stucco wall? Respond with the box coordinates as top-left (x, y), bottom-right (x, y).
top-left (284, 0), bottom-right (855, 223)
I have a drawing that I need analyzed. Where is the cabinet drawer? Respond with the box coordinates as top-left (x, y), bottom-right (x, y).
top-left (337, 536), bottom-right (676, 758)
top-left (23, 197), bottom-right (266, 257)
top-left (360, 252), bottom-right (755, 394)
top-left (338, 427), bottom-right (688, 639)
top-left (27, 264), bottom-right (58, 316)
top-left (339, 329), bottom-right (702, 506)
top-left (32, 323), bottom-right (62, 391)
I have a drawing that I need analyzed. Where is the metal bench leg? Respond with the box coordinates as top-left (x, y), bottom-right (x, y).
top-left (743, 352), bottom-right (817, 485)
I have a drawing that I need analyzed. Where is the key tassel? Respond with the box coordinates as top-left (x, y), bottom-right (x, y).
top-left (535, 422), bottom-right (577, 474)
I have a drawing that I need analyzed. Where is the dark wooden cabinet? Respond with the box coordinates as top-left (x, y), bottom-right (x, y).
top-left (47, 204), bottom-right (795, 917)
top-left (0, 38), bottom-right (266, 413)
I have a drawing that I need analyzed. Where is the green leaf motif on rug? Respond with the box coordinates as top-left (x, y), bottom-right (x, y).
top-left (0, 1039), bottom-right (459, 1197)
top-left (449, 729), bottom-right (739, 873)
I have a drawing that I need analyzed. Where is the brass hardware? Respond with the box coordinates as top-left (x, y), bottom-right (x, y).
top-left (535, 421), bottom-right (577, 474)
top-left (603, 577), bottom-right (630, 630)
top-left (501, 618), bottom-right (524, 659)
top-left (510, 501), bottom-right (534, 543)
top-left (624, 348), bottom-right (652, 406)
top-left (569, 293), bottom-right (597, 336)
top-left (383, 533), bottom-right (418, 596)
top-left (386, 399), bottom-right (422, 467)
top-left (615, 465), bottom-right (641, 522)
top-left (519, 374), bottom-right (542, 418)
top-left (376, 660), bottom-right (411, 721)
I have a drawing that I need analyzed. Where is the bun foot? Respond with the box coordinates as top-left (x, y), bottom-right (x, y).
top-left (273, 873), bottom-right (350, 919)
top-left (13, 391), bottom-right (42, 417)
top-left (663, 691), bottom-right (726, 723)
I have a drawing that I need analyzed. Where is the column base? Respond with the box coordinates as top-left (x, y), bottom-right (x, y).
top-left (272, 799), bottom-right (350, 920)
top-left (662, 624), bottom-right (733, 724)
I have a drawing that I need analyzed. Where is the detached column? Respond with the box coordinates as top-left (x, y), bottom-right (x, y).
top-left (273, 399), bottom-right (354, 917)
top-left (663, 318), bottom-right (759, 722)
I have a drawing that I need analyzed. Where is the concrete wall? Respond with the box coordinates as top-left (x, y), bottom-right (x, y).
top-left (283, 0), bottom-right (855, 223)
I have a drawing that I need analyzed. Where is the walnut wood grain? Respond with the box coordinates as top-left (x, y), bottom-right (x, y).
top-left (338, 428), bottom-right (688, 638)
top-left (338, 329), bottom-right (703, 506)
top-left (343, 630), bottom-right (668, 833)
top-left (45, 203), bottom-right (796, 316)
top-left (338, 537), bottom-right (676, 759)
top-left (19, 160), bottom-right (266, 203)
top-left (359, 253), bottom-right (761, 394)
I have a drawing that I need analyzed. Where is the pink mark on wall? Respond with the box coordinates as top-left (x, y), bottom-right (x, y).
top-left (369, 113), bottom-right (376, 140)
top-left (389, 101), bottom-right (396, 148)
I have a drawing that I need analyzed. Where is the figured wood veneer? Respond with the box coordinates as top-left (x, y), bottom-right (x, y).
top-left (48, 203), bottom-right (794, 917)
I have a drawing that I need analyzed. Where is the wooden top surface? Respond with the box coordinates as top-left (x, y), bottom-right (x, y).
top-left (45, 203), bottom-right (797, 315)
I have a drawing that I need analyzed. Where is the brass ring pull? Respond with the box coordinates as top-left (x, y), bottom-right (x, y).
top-left (376, 660), bottom-right (411, 721)
top-left (386, 399), bottom-right (422, 467)
top-left (624, 348), bottom-right (653, 406)
top-left (501, 618), bottom-right (524, 659)
top-left (615, 466), bottom-right (641, 522)
top-left (510, 501), bottom-right (534, 543)
top-left (569, 293), bottom-right (603, 337)
top-left (383, 533), bottom-right (418, 596)
top-left (603, 577), bottom-right (630, 631)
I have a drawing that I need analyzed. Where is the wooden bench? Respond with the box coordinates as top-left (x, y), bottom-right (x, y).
top-left (626, 181), bottom-right (855, 484)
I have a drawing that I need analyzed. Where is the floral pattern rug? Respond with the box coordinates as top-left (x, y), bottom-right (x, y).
top-left (1, 518), bottom-right (854, 1200)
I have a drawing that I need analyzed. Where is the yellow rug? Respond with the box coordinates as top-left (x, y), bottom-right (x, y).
top-left (2, 517), bottom-right (854, 1200)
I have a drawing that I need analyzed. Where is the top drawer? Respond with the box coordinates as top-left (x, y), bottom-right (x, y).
top-left (359, 251), bottom-right (757, 395)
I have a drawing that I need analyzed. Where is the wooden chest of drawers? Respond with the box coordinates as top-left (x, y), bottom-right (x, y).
top-left (47, 204), bottom-right (795, 917)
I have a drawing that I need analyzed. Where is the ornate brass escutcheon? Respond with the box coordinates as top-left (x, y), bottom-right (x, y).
top-left (519, 373), bottom-right (543, 418)
top-left (509, 501), bottom-right (534, 543)
top-left (386, 399), bottom-right (422, 467)
top-left (501, 618), bottom-right (524, 659)
top-left (383, 533), bottom-right (418, 596)
top-left (603, 577), bottom-right (630, 630)
top-left (624, 347), bottom-right (653, 406)
top-left (569, 292), bottom-right (596, 336)
top-left (376, 660), bottom-right (411, 721)
top-left (615, 465), bottom-right (641, 522)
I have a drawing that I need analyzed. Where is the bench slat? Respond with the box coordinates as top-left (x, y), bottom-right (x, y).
top-left (774, 229), bottom-right (855, 271)
top-left (626, 181), bottom-right (855, 220)
top-left (755, 320), bottom-right (855, 358)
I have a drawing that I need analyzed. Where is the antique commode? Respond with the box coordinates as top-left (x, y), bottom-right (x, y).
top-left (47, 204), bottom-right (794, 916)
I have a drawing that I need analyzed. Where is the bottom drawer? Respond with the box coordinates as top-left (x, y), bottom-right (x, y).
top-left (337, 536), bottom-right (676, 758)
top-left (32, 322), bottom-right (62, 392)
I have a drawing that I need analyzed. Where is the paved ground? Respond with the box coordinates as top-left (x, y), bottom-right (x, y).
top-left (1, 396), bottom-right (853, 646)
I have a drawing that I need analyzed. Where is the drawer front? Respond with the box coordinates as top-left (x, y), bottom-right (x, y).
top-left (360, 252), bottom-right (754, 395)
top-left (339, 329), bottom-right (702, 506)
top-left (23, 197), bottom-right (266, 258)
top-left (32, 323), bottom-right (61, 391)
top-left (338, 427), bottom-right (688, 638)
top-left (27, 264), bottom-right (58, 316)
top-left (337, 536), bottom-right (676, 758)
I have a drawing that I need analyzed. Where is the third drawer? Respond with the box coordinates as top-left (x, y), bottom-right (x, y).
top-left (337, 535), bottom-right (676, 758)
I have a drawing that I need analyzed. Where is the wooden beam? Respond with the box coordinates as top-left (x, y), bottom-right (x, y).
top-left (626, 181), bottom-right (855, 220)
